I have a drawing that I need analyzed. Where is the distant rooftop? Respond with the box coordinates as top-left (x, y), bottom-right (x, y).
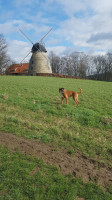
top-left (6, 63), bottom-right (29, 75)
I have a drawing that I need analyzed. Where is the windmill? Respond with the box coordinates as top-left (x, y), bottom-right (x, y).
top-left (19, 27), bottom-right (52, 75)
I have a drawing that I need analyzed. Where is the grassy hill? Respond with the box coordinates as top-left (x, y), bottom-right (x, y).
top-left (0, 76), bottom-right (112, 200)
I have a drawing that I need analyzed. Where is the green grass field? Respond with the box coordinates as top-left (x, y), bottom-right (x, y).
top-left (0, 76), bottom-right (112, 200)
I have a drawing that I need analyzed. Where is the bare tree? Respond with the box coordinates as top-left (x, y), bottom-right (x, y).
top-left (63, 56), bottom-right (73, 75)
top-left (49, 51), bottom-right (90, 77)
top-left (49, 51), bottom-right (61, 73)
top-left (70, 52), bottom-right (89, 78)
top-left (70, 52), bottom-right (79, 76)
top-left (60, 57), bottom-right (66, 74)
top-left (103, 53), bottom-right (112, 81)
top-left (0, 34), bottom-right (13, 73)
top-left (48, 50), bottom-right (112, 81)
top-left (78, 54), bottom-right (89, 78)
top-left (93, 55), bottom-right (105, 75)
top-left (106, 53), bottom-right (112, 72)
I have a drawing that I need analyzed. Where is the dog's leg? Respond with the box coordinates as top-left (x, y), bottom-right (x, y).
top-left (61, 97), bottom-right (64, 104)
top-left (77, 96), bottom-right (80, 104)
top-left (73, 96), bottom-right (79, 105)
top-left (76, 96), bottom-right (79, 104)
top-left (65, 96), bottom-right (68, 104)
top-left (77, 99), bottom-right (80, 104)
top-left (74, 98), bottom-right (78, 104)
top-left (76, 100), bottom-right (79, 104)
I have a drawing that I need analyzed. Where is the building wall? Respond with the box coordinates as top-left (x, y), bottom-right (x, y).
top-left (29, 52), bottom-right (52, 75)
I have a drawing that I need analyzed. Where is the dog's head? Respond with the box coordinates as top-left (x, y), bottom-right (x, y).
top-left (59, 88), bottom-right (64, 93)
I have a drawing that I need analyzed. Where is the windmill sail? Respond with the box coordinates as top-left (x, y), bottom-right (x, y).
top-left (20, 51), bottom-right (31, 65)
top-left (39, 27), bottom-right (53, 43)
top-left (19, 28), bottom-right (33, 44)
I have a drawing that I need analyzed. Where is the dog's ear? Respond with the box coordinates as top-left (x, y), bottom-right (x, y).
top-left (59, 88), bottom-right (64, 93)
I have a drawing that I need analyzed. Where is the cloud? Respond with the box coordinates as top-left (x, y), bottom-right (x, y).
top-left (55, 0), bottom-right (112, 54)
top-left (7, 40), bottom-right (31, 63)
top-left (87, 33), bottom-right (112, 43)
top-left (0, 20), bottom-right (34, 35)
top-left (56, 0), bottom-right (87, 17)
top-left (47, 46), bottom-right (67, 55)
top-left (89, 0), bottom-right (112, 14)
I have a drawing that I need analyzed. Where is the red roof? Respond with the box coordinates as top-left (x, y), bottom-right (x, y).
top-left (6, 63), bottom-right (29, 74)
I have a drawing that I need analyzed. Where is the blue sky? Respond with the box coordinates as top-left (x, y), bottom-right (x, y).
top-left (1, 0), bottom-right (112, 62)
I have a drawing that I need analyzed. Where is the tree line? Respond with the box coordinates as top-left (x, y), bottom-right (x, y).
top-left (49, 51), bottom-right (112, 81)
top-left (0, 34), bottom-right (112, 81)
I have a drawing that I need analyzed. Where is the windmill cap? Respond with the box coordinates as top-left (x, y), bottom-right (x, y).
top-left (32, 43), bottom-right (47, 53)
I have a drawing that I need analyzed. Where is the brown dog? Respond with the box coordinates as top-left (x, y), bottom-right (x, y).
top-left (59, 88), bottom-right (82, 104)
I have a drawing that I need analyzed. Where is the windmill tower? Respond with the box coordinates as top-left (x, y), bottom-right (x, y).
top-left (19, 28), bottom-right (52, 75)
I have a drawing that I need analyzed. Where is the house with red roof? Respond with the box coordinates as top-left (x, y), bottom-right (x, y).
top-left (5, 63), bottom-right (29, 75)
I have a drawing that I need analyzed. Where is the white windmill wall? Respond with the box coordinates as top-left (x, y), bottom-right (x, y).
top-left (28, 52), bottom-right (52, 75)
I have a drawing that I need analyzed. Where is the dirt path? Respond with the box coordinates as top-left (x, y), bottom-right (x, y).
top-left (0, 131), bottom-right (112, 188)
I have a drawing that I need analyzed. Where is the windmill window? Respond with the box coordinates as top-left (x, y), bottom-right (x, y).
top-left (32, 61), bottom-right (33, 64)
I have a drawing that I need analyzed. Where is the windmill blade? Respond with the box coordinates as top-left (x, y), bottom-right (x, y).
top-left (19, 28), bottom-right (34, 45)
top-left (20, 51), bottom-right (31, 65)
top-left (39, 27), bottom-right (53, 43)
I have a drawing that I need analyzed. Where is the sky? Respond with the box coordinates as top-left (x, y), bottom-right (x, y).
top-left (1, 0), bottom-right (112, 63)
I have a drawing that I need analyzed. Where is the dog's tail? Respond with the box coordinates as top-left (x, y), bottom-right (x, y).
top-left (77, 88), bottom-right (82, 94)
